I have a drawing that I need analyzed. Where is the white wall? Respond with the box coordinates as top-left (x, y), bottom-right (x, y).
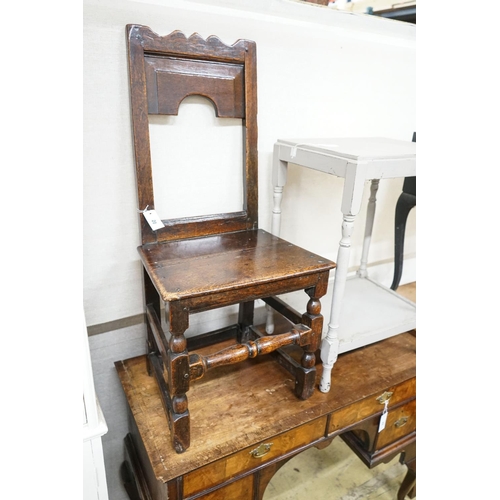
top-left (83, 0), bottom-right (415, 328)
top-left (84, 1), bottom-right (415, 498)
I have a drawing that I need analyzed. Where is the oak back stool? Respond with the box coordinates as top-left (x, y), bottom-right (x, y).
top-left (126, 24), bottom-right (336, 453)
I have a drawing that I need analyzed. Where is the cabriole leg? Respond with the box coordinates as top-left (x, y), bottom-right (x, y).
top-left (391, 191), bottom-right (416, 290)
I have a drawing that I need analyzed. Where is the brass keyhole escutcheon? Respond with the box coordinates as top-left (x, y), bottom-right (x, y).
top-left (250, 442), bottom-right (273, 458)
top-left (395, 416), bottom-right (409, 428)
top-left (376, 391), bottom-right (393, 404)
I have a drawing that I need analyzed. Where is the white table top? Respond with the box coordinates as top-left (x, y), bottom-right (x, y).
top-left (277, 137), bottom-right (415, 162)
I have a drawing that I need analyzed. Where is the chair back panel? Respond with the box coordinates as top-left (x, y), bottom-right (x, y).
top-left (127, 25), bottom-right (258, 244)
top-left (145, 56), bottom-right (245, 118)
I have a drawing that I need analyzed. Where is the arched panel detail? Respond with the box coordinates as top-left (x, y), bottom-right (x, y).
top-left (144, 54), bottom-right (245, 118)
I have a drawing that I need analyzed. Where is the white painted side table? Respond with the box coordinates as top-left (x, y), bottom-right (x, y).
top-left (269, 137), bottom-right (416, 393)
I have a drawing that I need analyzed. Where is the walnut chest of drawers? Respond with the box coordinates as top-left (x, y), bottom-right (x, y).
top-left (116, 331), bottom-right (416, 500)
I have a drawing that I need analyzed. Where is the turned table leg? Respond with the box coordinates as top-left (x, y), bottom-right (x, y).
top-left (357, 179), bottom-right (379, 279)
top-left (267, 149), bottom-right (288, 335)
top-left (319, 162), bottom-right (367, 393)
top-left (266, 184), bottom-right (285, 334)
top-left (319, 213), bottom-right (354, 392)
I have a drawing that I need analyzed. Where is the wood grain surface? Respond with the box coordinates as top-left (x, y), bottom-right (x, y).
top-left (115, 332), bottom-right (415, 483)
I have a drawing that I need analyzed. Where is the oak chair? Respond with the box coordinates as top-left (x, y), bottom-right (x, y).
top-left (390, 132), bottom-right (416, 291)
top-left (126, 24), bottom-right (336, 453)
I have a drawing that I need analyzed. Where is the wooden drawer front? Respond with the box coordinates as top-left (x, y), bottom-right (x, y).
top-left (376, 399), bottom-right (416, 449)
top-left (328, 377), bottom-right (415, 435)
top-left (183, 416), bottom-right (327, 497)
top-left (196, 474), bottom-right (254, 500)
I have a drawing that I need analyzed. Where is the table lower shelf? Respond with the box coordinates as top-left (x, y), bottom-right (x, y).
top-left (338, 276), bottom-right (416, 352)
top-left (278, 275), bottom-right (416, 354)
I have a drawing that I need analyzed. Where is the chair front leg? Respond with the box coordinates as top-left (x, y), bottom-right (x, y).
top-left (297, 273), bottom-right (329, 399)
top-left (166, 302), bottom-right (191, 453)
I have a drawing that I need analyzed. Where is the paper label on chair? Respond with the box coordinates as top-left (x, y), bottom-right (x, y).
top-left (143, 210), bottom-right (165, 231)
top-left (378, 400), bottom-right (389, 432)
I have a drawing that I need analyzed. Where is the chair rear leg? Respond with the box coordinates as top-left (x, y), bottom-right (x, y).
top-left (143, 269), bottom-right (161, 376)
top-left (238, 301), bottom-right (255, 343)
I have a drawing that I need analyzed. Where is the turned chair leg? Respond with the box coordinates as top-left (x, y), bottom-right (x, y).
top-left (297, 278), bottom-right (328, 399)
top-left (165, 304), bottom-right (191, 453)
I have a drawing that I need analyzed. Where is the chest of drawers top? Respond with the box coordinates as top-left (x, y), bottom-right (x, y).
top-left (116, 332), bottom-right (416, 483)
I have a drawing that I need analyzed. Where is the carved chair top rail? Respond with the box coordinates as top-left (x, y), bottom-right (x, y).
top-left (127, 24), bottom-right (251, 63)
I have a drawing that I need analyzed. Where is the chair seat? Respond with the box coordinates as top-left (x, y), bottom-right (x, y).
top-left (139, 229), bottom-right (335, 303)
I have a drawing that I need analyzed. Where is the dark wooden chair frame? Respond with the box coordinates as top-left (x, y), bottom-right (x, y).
top-left (126, 24), bottom-right (335, 453)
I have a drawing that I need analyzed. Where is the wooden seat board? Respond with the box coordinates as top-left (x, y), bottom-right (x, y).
top-left (139, 229), bottom-right (335, 301)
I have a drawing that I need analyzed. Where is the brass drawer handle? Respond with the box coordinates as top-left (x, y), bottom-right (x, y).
top-left (376, 391), bottom-right (393, 404)
top-left (395, 416), bottom-right (409, 428)
top-left (250, 443), bottom-right (273, 458)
